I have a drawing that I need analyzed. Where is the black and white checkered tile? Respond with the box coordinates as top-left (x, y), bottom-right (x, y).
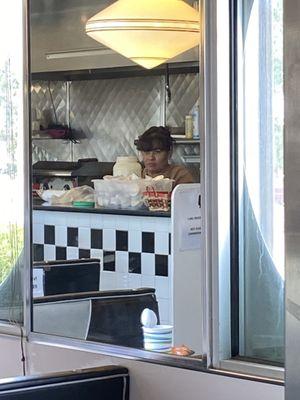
top-left (33, 211), bottom-right (172, 324)
top-left (33, 226), bottom-right (171, 277)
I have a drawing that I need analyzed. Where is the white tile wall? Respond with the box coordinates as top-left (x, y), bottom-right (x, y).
top-left (158, 299), bottom-right (170, 325)
top-left (67, 247), bottom-right (79, 260)
top-left (116, 272), bottom-right (129, 289)
top-left (103, 229), bottom-right (116, 250)
top-left (141, 275), bottom-right (155, 288)
top-left (44, 244), bottom-right (56, 261)
top-left (78, 227), bottom-right (91, 249)
top-left (128, 273), bottom-right (142, 289)
top-left (128, 230), bottom-right (142, 253)
top-left (114, 216), bottom-right (130, 231)
top-left (115, 251), bottom-right (129, 273)
top-left (100, 271), bottom-right (117, 291)
top-left (55, 226), bottom-right (67, 247)
top-left (155, 276), bottom-right (170, 300)
top-left (33, 224), bottom-right (44, 244)
top-left (90, 214), bottom-right (103, 228)
top-left (90, 249), bottom-right (103, 265)
top-left (155, 231), bottom-right (170, 255)
top-left (141, 253), bottom-right (155, 276)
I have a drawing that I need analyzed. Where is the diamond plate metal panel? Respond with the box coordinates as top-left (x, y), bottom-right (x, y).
top-left (69, 76), bottom-right (163, 161)
top-left (31, 81), bottom-right (67, 126)
top-left (166, 73), bottom-right (199, 128)
top-left (30, 74), bottom-right (200, 182)
top-left (31, 81), bottom-right (72, 161)
top-left (167, 73), bottom-right (200, 181)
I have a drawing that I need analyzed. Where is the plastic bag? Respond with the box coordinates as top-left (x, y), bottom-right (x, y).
top-left (50, 186), bottom-right (95, 205)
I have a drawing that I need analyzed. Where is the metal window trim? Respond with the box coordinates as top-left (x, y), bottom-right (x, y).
top-left (27, 331), bottom-right (283, 385)
top-left (27, 331), bottom-right (207, 372)
top-left (0, 0), bottom-right (286, 382)
top-left (219, 359), bottom-right (284, 383)
top-left (0, 323), bottom-right (24, 337)
top-left (23, 0), bottom-right (33, 339)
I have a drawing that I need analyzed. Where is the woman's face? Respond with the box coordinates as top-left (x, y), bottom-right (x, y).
top-left (141, 148), bottom-right (170, 175)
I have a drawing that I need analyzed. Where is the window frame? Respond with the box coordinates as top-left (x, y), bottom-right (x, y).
top-left (26, 0), bottom-right (209, 373)
top-left (0, 0), bottom-right (284, 383)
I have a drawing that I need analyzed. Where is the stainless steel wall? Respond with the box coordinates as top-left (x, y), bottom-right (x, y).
top-left (285, 0), bottom-right (300, 398)
top-left (31, 73), bottom-right (200, 180)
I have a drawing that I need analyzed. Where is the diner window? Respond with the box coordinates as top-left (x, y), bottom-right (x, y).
top-left (0, 0), bottom-right (25, 324)
top-left (232, 0), bottom-right (284, 365)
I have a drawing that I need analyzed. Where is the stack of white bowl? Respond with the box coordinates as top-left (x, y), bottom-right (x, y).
top-left (140, 308), bottom-right (173, 352)
top-left (142, 325), bottom-right (173, 352)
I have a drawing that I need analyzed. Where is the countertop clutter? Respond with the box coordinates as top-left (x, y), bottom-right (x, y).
top-left (36, 175), bottom-right (174, 213)
top-left (32, 198), bottom-right (171, 218)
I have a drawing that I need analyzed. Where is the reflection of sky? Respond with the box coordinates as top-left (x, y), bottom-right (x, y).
top-left (0, 0), bottom-right (24, 227)
top-left (243, 0), bottom-right (284, 277)
top-left (0, 1), bottom-right (22, 67)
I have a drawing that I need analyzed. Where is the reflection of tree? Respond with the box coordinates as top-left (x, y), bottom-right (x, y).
top-left (272, 0), bottom-right (283, 176)
top-left (0, 59), bottom-right (19, 178)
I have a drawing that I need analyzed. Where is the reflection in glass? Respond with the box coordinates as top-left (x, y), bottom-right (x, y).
top-left (238, 0), bottom-right (284, 364)
top-left (29, 0), bottom-right (202, 359)
top-left (0, 0), bottom-right (24, 323)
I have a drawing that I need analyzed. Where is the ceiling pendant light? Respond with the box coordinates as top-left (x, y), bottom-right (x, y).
top-left (85, 0), bottom-right (200, 69)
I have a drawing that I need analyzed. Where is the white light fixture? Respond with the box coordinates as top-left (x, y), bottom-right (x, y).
top-left (85, 0), bottom-right (200, 69)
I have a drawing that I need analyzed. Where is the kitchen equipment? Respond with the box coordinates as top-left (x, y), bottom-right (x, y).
top-left (32, 159), bottom-right (114, 196)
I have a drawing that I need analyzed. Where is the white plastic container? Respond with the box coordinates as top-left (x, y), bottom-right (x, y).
top-left (113, 156), bottom-right (142, 177)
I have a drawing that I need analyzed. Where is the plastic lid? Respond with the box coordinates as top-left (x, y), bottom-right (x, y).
top-left (116, 156), bottom-right (138, 163)
top-left (72, 201), bottom-right (95, 208)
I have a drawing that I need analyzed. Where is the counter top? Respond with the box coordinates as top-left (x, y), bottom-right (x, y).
top-left (32, 199), bottom-right (171, 218)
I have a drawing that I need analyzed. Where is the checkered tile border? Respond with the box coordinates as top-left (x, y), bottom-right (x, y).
top-left (33, 226), bottom-right (171, 277)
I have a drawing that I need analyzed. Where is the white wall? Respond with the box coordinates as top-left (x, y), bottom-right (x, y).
top-left (0, 334), bottom-right (283, 400)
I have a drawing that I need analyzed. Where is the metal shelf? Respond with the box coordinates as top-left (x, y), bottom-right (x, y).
top-left (173, 138), bottom-right (200, 144)
top-left (182, 155), bottom-right (200, 163)
top-left (32, 131), bottom-right (80, 143)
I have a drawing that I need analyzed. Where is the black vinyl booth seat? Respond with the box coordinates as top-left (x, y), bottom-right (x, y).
top-left (0, 366), bottom-right (129, 400)
top-left (33, 259), bottom-right (101, 296)
top-left (33, 288), bottom-right (160, 348)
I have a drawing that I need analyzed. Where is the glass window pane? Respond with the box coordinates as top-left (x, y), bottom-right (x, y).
top-left (238, 0), bottom-right (284, 364)
top-left (0, 0), bottom-right (25, 323)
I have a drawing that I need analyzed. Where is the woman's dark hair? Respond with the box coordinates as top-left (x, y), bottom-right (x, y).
top-left (134, 126), bottom-right (174, 152)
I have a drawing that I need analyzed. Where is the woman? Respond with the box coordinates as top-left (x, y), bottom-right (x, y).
top-left (134, 126), bottom-right (195, 186)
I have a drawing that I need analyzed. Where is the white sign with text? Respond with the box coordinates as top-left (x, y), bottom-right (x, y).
top-left (32, 268), bottom-right (44, 298)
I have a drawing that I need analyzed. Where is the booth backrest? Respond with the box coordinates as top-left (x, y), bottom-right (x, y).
top-left (34, 288), bottom-right (160, 348)
top-left (0, 366), bottom-right (129, 400)
top-left (33, 259), bottom-right (101, 296)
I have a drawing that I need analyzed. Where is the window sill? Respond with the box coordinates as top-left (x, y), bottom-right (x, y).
top-left (28, 332), bottom-right (206, 372)
top-left (218, 359), bottom-right (284, 384)
top-left (27, 332), bottom-right (284, 385)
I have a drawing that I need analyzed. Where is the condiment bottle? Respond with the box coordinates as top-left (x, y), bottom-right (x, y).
top-left (185, 115), bottom-right (193, 139)
top-left (192, 100), bottom-right (200, 139)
